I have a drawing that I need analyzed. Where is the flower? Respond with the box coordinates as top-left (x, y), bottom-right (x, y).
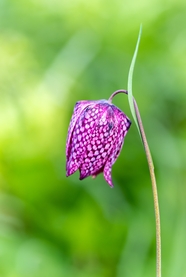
top-left (66, 98), bottom-right (131, 187)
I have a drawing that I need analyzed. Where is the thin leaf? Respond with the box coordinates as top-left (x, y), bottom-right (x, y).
top-left (127, 25), bottom-right (142, 138)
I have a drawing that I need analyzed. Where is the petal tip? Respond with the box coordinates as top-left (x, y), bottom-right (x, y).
top-left (66, 163), bottom-right (79, 177)
top-left (103, 163), bottom-right (114, 187)
top-left (79, 170), bottom-right (86, 180)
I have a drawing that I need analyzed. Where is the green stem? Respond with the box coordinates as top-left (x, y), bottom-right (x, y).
top-left (109, 89), bottom-right (161, 277)
top-left (133, 98), bottom-right (161, 277)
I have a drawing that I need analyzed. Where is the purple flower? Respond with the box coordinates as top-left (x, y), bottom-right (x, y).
top-left (66, 98), bottom-right (131, 187)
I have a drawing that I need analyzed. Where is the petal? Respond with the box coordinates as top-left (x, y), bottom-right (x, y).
top-left (79, 154), bottom-right (103, 180)
top-left (79, 168), bottom-right (89, 180)
top-left (79, 158), bottom-right (94, 180)
top-left (66, 126), bottom-right (86, 176)
top-left (103, 111), bottom-right (131, 187)
top-left (103, 138), bottom-right (125, 187)
top-left (112, 105), bottom-right (131, 132)
top-left (66, 148), bottom-right (83, 176)
top-left (103, 151), bottom-right (118, 188)
top-left (66, 101), bottom-right (91, 159)
top-left (66, 160), bottom-right (80, 177)
top-left (103, 161), bottom-right (114, 187)
top-left (80, 160), bottom-right (104, 180)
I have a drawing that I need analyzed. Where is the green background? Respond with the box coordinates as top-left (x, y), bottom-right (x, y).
top-left (0, 0), bottom-right (186, 276)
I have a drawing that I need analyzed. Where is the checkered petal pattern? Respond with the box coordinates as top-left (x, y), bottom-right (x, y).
top-left (66, 99), bottom-right (131, 187)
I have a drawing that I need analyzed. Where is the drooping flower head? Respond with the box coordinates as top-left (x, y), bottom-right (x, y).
top-left (66, 91), bottom-right (131, 187)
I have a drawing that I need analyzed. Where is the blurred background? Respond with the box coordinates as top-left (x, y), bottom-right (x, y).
top-left (0, 0), bottom-right (186, 276)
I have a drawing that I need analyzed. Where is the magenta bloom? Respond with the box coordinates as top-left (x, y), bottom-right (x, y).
top-left (66, 98), bottom-right (131, 187)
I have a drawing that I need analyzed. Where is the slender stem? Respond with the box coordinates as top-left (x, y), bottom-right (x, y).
top-left (133, 98), bottom-right (161, 277)
top-left (109, 90), bottom-right (161, 277)
top-left (108, 89), bottom-right (128, 102)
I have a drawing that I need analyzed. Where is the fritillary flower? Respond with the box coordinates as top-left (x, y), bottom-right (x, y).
top-left (66, 92), bottom-right (131, 187)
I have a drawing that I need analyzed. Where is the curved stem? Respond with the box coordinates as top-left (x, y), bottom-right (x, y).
top-left (133, 98), bottom-right (161, 277)
top-left (109, 90), bottom-right (161, 277)
top-left (108, 89), bottom-right (128, 102)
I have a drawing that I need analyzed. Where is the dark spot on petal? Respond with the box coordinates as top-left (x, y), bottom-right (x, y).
top-left (108, 122), bottom-right (113, 131)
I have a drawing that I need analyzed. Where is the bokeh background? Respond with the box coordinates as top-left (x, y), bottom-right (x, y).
top-left (0, 0), bottom-right (186, 276)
